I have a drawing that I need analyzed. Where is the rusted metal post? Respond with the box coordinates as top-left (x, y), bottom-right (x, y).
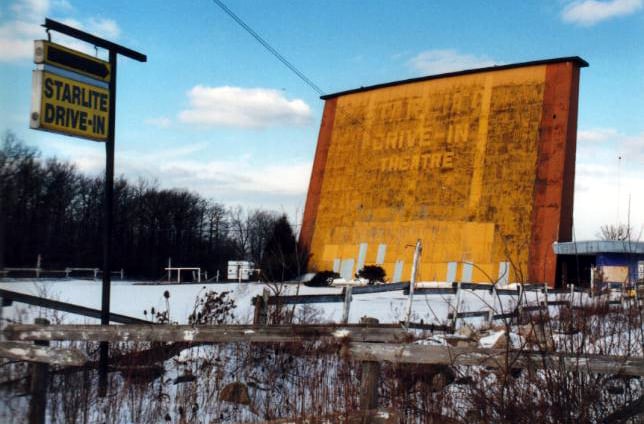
top-left (28, 318), bottom-right (49, 424)
top-left (359, 317), bottom-right (380, 416)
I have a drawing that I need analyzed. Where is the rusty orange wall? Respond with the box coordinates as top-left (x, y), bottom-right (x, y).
top-left (301, 62), bottom-right (581, 286)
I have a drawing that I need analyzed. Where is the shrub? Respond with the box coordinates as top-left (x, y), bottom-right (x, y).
top-left (357, 265), bottom-right (386, 284)
top-left (305, 271), bottom-right (339, 287)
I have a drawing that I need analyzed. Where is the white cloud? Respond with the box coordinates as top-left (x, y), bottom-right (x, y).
top-left (577, 127), bottom-right (619, 143)
top-left (10, 0), bottom-right (49, 19)
top-left (178, 86), bottom-right (313, 128)
top-left (408, 49), bottom-right (499, 75)
top-left (621, 132), bottom-right (644, 161)
top-left (0, 0), bottom-right (120, 63)
top-left (573, 163), bottom-right (644, 240)
top-left (562, 0), bottom-right (643, 26)
top-left (574, 127), bottom-right (644, 239)
top-left (577, 127), bottom-right (644, 163)
top-left (39, 138), bottom-right (312, 212)
top-left (86, 17), bottom-right (120, 39)
top-left (144, 116), bottom-right (172, 128)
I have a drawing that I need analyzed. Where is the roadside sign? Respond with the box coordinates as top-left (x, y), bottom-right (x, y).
top-left (34, 40), bottom-right (111, 83)
top-left (30, 70), bottom-right (109, 141)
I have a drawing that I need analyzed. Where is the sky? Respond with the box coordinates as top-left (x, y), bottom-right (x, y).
top-left (1, 0), bottom-right (643, 241)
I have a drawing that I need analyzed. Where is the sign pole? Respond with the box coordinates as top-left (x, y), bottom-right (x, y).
top-left (98, 49), bottom-right (117, 391)
top-left (34, 18), bottom-right (146, 396)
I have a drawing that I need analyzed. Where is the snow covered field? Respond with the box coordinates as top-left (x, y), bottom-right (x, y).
top-left (2, 278), bottom-right (550, 326)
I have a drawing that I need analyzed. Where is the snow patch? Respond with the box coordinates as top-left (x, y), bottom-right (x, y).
top-left (415, 335), bottom-right (449, 346)
top-left (183, 330), bottom-right (196, 341)
top-left (332, 329), bottom-right (350, 338)
top-left (8, 348), bottom-right (27, 356)
top-left (479, 330), bottom-right (505, 348)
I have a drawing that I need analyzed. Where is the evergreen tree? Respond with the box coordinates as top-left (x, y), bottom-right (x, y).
top-left (260, 215), bottom-right (301, 282)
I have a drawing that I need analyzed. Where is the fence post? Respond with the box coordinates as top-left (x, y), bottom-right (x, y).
top-left (487, 285), bottom-right (497, 323)
top-left (28, 318), bottom-right (49, 424)
top-left (253, 289), bottom-right (269, 326)
top-left (405, 239), bottom-right (422, 327)
top-left (517, 284), bottom-right (524, 321)
top-left (120, 268), bottom-right (124, 280)
top-left (36, 254), bottom-right (41, 279)
top-left (451, 281), bottom-right (462, 329)
top-left (341, 286), bottom-right (353, 324)
top-left (359, 317), bottom-right (380, 415)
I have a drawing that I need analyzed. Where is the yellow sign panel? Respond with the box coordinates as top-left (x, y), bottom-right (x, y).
top-left (30, 70), bottom-right (109, 141)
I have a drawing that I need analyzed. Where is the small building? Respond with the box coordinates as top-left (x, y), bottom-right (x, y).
top-left (227, 261), bottom-right (256, 281)
top-left (553, 240), bottom-right (644, 287)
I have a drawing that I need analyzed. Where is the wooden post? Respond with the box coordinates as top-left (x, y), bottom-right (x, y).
top-left (487, 285), bottom-right (497, 324)
top-left (36, 254), bottom-right (41, 278)
top-left (0, 295), bottom-right (3, 341)
top-left (341, 286), bottom-right (353, 324)
top-left (451, 281), bottom-right (462, 329)
top-left (28, 318), bottom-right (49, 424)
top-left (405, 239), bottom-right (422, 327)
top-left (262, 288), bottom-right (270, 325)
top-left (517, 284), bottom-right (524, 320)
top-left (253, 290), bottom-right (269, 326)
top-left (359, 317), bottom-right (380, 415)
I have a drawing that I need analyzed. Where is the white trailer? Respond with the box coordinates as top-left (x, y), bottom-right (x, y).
top-left (227, 261), bottom-right (255, 282)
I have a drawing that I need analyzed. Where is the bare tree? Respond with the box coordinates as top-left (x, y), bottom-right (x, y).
top-left (598, 224), bottom-right (633, 241)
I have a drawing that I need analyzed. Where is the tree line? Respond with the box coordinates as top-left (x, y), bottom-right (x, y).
top-left (0, 131), bottom-right (305, 281)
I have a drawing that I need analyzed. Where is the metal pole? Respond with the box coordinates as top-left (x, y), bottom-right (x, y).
top-left (405, 239), bottom-right (422, 327)
top-left (99, 49), bottom-right (117, 394)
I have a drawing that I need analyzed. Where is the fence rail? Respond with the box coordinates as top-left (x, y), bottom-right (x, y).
top-left (348, 342), bottom-right (644, 376)
top-left (0, 288), bottom-right (147, 324)
top-left (4, 323), bottom-right (412, 344)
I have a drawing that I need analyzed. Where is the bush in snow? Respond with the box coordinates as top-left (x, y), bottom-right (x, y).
top-left (356, 265), bottom-right (386, 284)
top-left (305, 271), bottom-right (339, 287)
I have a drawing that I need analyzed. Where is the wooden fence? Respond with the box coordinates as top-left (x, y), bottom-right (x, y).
top-left (0, 288), bottom-right (147, 324)
top-left (3, 318), bottom-right (643, 423)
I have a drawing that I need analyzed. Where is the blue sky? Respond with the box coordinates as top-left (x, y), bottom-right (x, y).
top-left (1, 0), bottom-right (643, 240)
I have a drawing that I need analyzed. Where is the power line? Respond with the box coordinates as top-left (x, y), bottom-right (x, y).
top-left (211, 0), bottom-right (325, 96)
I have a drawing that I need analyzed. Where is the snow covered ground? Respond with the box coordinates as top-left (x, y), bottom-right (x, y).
top-left (1, 278), bottom-right (555, 326)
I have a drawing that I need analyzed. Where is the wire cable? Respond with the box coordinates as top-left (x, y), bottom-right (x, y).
top-left (211, 0), bottom-right (325, 96)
